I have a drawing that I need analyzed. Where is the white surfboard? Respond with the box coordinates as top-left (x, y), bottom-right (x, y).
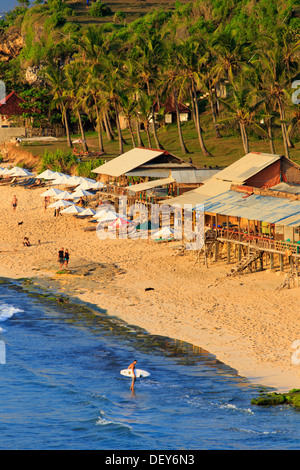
top-left (120, 368), bottom-right (150, 378)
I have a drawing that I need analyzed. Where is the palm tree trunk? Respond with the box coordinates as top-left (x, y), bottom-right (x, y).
top-left (191, 80), bottom-right (211, 156)
top-left (136, 119), bottom-right (144, 147)
top-left (174, 90), bottom-right (189, 154)
top-left (239, 121), bottom-right (249, 154)
top-left (151, 105), bottom-right (164, 150)
top-left (267, 119), bottom-right (275, 154)
top-left (278, 100), bottom-right (290, 159)
top-left (209, 85), bottom-right (222, 138)
top-left (62, 107), bottom-right (73, 148)
top-left (105, 110), bottom-right (115, 140)
top-left (76, 109), bottom-right (88, 152)
top-left (145, 123), bottom-right (152, 147)
top-left (127, 117), bottom-right (136, 148)
top-left (95, 104), bottom-right (104, 154)
top-left (114, 103), bottom-right (124, 155)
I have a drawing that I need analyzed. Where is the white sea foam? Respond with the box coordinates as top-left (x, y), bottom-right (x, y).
top-left (0, 302), bottom-right (23, 322)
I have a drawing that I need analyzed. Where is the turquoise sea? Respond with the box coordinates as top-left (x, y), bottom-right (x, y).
top-left (1, 278), bottom-right (300, 452)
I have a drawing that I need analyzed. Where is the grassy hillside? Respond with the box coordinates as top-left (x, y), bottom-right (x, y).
top-left (17, 109), bottom-right (300, 174)
top-left (66, 0), bottom-right (188, 25)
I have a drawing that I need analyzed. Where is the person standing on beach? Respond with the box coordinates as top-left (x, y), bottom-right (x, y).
top-left (64, 249), bottom-right (69, 269)
top-left (128, 360), bottom-right (137, 391)
top-left (12, 195), bottom-right (18, 212)
top-left (58, 248), bottom-right (64, 270)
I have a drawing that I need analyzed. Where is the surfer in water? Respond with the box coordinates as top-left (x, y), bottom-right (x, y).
top-left (128, 360), bottom-right (137, 391)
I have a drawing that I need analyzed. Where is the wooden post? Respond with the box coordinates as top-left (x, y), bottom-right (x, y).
top-left (280, 254), bottom-right (284, 271)
top-left (238, 217), bottom-right (241, 261)
top-left (227, 242), bottom-right (231, 263)
top-left (270, 253), bottom-right (274, 269)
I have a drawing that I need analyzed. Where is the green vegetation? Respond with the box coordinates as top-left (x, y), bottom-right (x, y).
top-left (251, 389), bottom-right (300, 408)
top-left (0, 0), bottom-right (300, 169)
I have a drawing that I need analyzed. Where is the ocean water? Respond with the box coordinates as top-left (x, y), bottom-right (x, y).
top-left (1, 279), bottom-right (300, 451)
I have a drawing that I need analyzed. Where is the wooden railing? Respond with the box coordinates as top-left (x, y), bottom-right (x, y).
top-left (216, 228), bottom-right (300, 256)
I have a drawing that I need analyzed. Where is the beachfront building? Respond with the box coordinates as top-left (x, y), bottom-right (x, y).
top-left (163, 152), bottom-right (300, 276)
top-left (0, 91), bottom-right (35, 142)
top-left (92, 147), bottom-right (211, 204)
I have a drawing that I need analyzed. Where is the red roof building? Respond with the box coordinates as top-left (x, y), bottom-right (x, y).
top-left (0, 91), bottom-right (37, 128)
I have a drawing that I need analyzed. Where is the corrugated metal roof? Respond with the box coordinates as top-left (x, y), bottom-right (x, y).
top-left (171, 169), bottom-right (220, 184)
top-left (93, 148), bottom-right (164, 177)
top-left (125, 177), bottom-right (175, 193)
top-left (202, 191), bottom-right (300, 226)
top-left (213, 152), bottom-right (281, 183)
top-left (270, 182), bottom-right (300, 195)
top-left (160, 180), bottom-right (232, 208)
top-left (126, 169), bottom-right (170, 178)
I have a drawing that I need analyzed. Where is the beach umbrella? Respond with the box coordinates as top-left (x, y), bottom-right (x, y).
top-left (60, 204), bottom-right (84, 214)
top-left (36, 169), bottom-right (57, 180)
top-left (48, 199), bottom-right (74, 209)
top-left (77, 208), bottom-right (96, 216)
top-left (153, 227), bottom-right (181, 239)
top-left (75, 181), bottom-right (95, 190)
top-left (51, 174), bottom-right (72, 185)
top-left (53, 190), bottom-right (73, 200)
top-left (96, 210), bottom-right (120, 222)
top-left (0, 167), bottom-right (11, 175)
top-left (109, 217), bottom-right (130, 228)
top-left (65, 175), bottom-right (82, 186)
top-left (8, 166), bottom-right (34, 176)
top-left (14, 168), bottom-right (34, 177)
top-left (92, 181), bottom-right (105, 189)
top-left (72, 188), bottom-right (94, 198)
top-left (40, 187), bottom-right (64, 198)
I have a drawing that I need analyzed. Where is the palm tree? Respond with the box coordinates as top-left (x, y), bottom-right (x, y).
top-left (65, 62), bottom-right (89, 152)
top-left (44, 62), bottom-right (73, 148)
top-left (179, 39), bottom-right (212, 156)
top-left (130, 32), bottom-right (166, 149)
top-left (219, 74), bottom-right (265, 154)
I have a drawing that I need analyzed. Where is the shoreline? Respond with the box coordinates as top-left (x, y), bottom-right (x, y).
top-left (1, 183), bottom-right (300, 392)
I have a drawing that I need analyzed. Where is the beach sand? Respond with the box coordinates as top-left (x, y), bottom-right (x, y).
top-left (1, 182), bottom-right (300, 392)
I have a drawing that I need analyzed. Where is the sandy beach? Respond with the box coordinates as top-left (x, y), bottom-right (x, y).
top-left (1, 182), bottom-right (300, 393)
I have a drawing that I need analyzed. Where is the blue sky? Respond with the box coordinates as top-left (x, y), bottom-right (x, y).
top-left (0, 1), bottom-right (24, 12)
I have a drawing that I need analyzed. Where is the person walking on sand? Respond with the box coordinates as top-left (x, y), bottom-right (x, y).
top-left (128, 360), bottom-right (137, 391)
top-left (58, 248), bottom-right (64, 270)
top-left (12, 195), bottom-right (18, 212)
top-left (64, 249), bottom-right (69, 269)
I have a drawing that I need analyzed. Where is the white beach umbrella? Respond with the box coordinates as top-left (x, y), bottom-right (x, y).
top-left (72, 188), bottom-right (94, 198)
top-left (96, 210), bottom-right (120, 222)
top-left (153, 227), bottom-right (181, 239)
top-left (10, 167), bottom-right (34, 177)
top-left (36, 169), bottom-right (57, 180)
top-left (40, 187), bottom-right (65, 197)
top-left (48, 199), bottom-right (74, 209)
top-left (65, 175), bottom-right (82, 186)
top-left (92, 181), bottom-right (105, 189)
top-left (51, 174), bottom-right (72, 185)
top-left (60, 204), bottom-right (84, 214)
top-left (75, 181), bottom-right (95, 191)
top-left (77, 208), bottom-right (96, 216)
top-left (0, 167), bottom-right (12, 175)
top-left (53, 190), bottom-right (73, 200)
